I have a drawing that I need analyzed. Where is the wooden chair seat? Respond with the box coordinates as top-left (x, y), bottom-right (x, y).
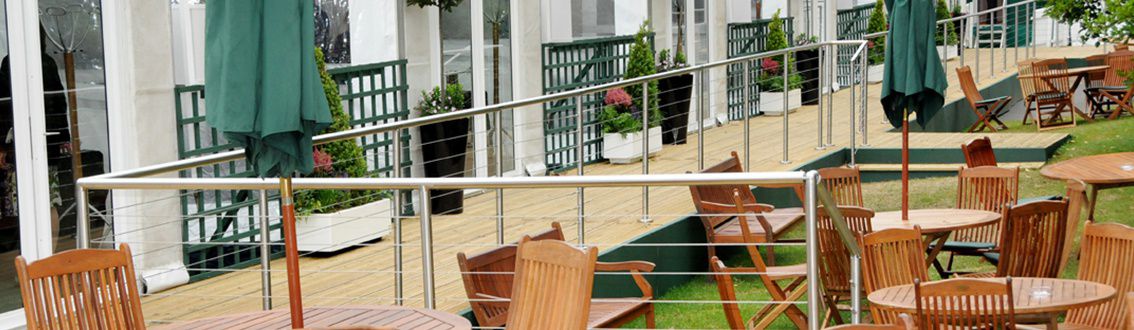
top-left (710, 213), bottom-right (801, 243)
top-left (1018, 323), bottom-right (1108, 330)
top-left (764, 263), bottom-right (807, 281)
top-left (588, 299), bottom-right (652, 327)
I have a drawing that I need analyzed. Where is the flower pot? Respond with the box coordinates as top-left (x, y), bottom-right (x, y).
top-left (936, 45), bottom-right (958, 61)
top-left (867, 64), bottom-right (885, 84)
top-left (658, 74), bottom-right (694, 145)
top-left (759, 89), bottom-right (802, 116)
top-left (297, 199), bottom-right (392, 253)
top-left (419, 117), bottom-right (470, 215)
top-left (602, 126), bottom-right (663, 164)
top-left (795, 49), bottom-right (821, 105)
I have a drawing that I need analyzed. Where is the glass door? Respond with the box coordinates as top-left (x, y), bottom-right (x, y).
top-left (0, 0), bottom-right (21, 313)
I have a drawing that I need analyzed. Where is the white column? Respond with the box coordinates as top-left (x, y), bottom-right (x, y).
top-left (615, 0), bottom-right (649, 36)
top-left (727, 0), bottom-right (752, 24)
top-left (541, 0), bottom-right (572, 42)
top-left (350, 0), bottom-right (399, 65)
top-left (471, 0), bottom-right (489, 177)
top-left (515, 0), bottom-right (546, 174)
top-left (708, 0), bottom-right (728, 121)
top-left (102, 0), bottom-right (187, 292)
top-left (649, 0), bottom-right (672, 51)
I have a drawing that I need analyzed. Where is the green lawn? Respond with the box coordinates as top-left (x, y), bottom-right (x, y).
top-left (621, 117), bottom-right (1134, 329)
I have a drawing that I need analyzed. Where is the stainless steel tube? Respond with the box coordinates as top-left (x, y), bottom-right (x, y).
top-left (805, 171), bottom-right (822, 329)
top-left (697, 68), bottom-right (705, 170)
top-left (1013, 5), bottom-right (1019, 64)
top-left (640, 82), bottom-right (651, 224)
top-left (1031, 2), bottom-right (1037, 57)
top-left (418, 186), bottom-right (436, 309)
top-left (258, 189), bottom-right (272, 310)
top-left (392, 128), bottom-right (404, 306)
top-left (1001, 7), bottom-right (1008, 72)
top-left (976, 14), bottom-right (981, 83)
top-left (850, 255), bottom-right (862, 323)
top-left (860, 52), bottom-right (869, 147)
top-left (495, 111), bottom-right (504, 246)
top-left (781, 53), bottom-right (790, 165)
top-left (826, 44), bottom-right (834, 147)
top-left (576, 96), bottom-right (586, 244)
top-left (76, 186), bottom-right (89, 249)
top-left (989, 12), bottom-right (995, 77)
top-left (849, 55), bottom-right (858, 167)
top-left (817, 45), bottom-right (825, 150)
top-left (744, 60), bottom-right (752, 168)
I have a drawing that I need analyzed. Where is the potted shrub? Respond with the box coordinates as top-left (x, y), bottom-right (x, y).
top-left (598, 88), bottom-right (662, 164)
top-left (656, 48), bottom-right (692, 144)
top-left (417, 83), bottom-right (470, 215)
top-left (295, 48), bottom-right (391, 253)
top-left (866, 0), bottom-right (887, 84)
top-left (794, 34), bottom-right (821, 105)
top-left (935, 0), bottom-right (959, 60)
top-left (758, 10), bottom-right (803, 116)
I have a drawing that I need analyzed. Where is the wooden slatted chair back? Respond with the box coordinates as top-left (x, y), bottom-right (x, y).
top-left (957, 66), bottom-right (986, 105)
top-left (817, 166), bottom-right (864, 207)
top-left (1031, 59), bottom-right (1073, 95)
top-left (914, 278), bottom-right (1016, 329)
top-left (1017, 60), bottom-right (1039, 101)
top-left (858, 227), bottom-right (929, 324)
top-left (1104, 50), bottom-right (1134, 87)
top-left (817, 206), bottom-right (874, 295)
top-left (1085, 54), bottom-right (1109, 88)
top-left (997, 199), bottom-right (1069, 278)
top-left (1065, 222), bottom-right (1134, 329)
top-left (1128, 292), bottom-right (1134, 329)
top-left (505, 236), bottom-right (597, 330)
top-left (954, 166), bottom-right (1019, 244)
top-left (689, 151), bottom-right (756, 230)
top-left (825, 314), bottom-right (915, 329)
top-left (961, 136), bottom-right (997, 168)
top-left (15, 244), bottom-right (145, 330)
top-left (456, 223), bottom-right (565, 328)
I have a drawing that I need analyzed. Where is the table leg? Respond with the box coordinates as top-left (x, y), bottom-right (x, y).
top-left (1068, 74), bottom-right (1094, 121)
top-left (924, 233), bottom-right (951, 277)
top-left (1087, 185), bottom-right (1099, 222)
top-left (1048, 314), bottom-right (1058, 330)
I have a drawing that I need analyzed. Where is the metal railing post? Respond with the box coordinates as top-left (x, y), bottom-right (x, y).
top-left (1031, 2), bottom-right (1037, 58)
top-left (860, 52), bottom-right (869, 147)
top-left (494, 111), bottom-right (504, 245)
top-left (975, 13), bottom-right (981, 83)
top-left (961, 15), bottom-right (967, 67)
top-left (989, 12), bottom-right (995, 77)
top-left (697, 68), bottom-right (705, 170)
top-left (640, 82), bottom-right (651, 224)
top-left (76, 186), bottom-right (89, 249)
top-left (817, 45), bottom-right (825, 150)
top-left (849, 53), bottom-right (858, 167)
top-left (851, 255), bottom-right (862, 323)
top-left (576, 95), bottom-right (586, 244)
top-left (1013, 5), bottom-right (1019, 65)
top-left (418, 186), bottom-right (436, 309)
top-left (1001, 6), bottom-right (1007, 72)
top-left (258, 190), bottom-right (272, 310)
top-left (392, 128), bottom-right (404, 306)
top-left (826, 44), bottom-right (834, 147)
top-left (805, 171), bottom-right (822, 329)
top-left (781, 53), bottom-right (791, 165)
top-left (744, 60), bottom-right (752, 168)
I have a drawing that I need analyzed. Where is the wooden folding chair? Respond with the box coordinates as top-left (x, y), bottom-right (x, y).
top-left (964, 199), bottom-right (1069, 278)
top-left (1083, 54), bottom-right (1118, 118)
top-left (957, 66), bottom-right (1010, 132)
top-left (15, 244), bottom-right (146, 330)
top-left (1030, 59), bottom-right (1078, 130)
top-left (858, 227), bottom-right (929, 325)
top-left (1097, 50), bottom-right (1134, 119)
top-left (1058, 223), bottom-right (1134, 329)
top-left (816, 205), bottom-right (874, 325)
top-left (914, 277), bottom-right (1016, 329)
top-left (935, 166), bottom-right (1018, 276)
top-left (505, 236), bottom-right (598, 330)
top-left (817, 166), bottom-right (864, 207)
top-left (1017, 59), bottom-right (1060, 126)
top-left (961, 136), bottom-right (997, 168)
top-left (708, 190), bottom-right (809, 329)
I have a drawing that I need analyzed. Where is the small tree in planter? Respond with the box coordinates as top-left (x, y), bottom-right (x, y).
top-left (866, 0), bottom-right (887, 84)
top-left (597, 88), bottom-right (662, 164)
top-left (417, 83), bottom-right (470, 214)
top-left (656, 48), bottom-right (693, 144)
top-left (935, 0), bottom-right (959, 60)
top-left (758, 10), bottom-right (804, 115)
top-left (293, 48), bottom-right (392, 253)
top-left (623, 21), bottom-right (662, 126)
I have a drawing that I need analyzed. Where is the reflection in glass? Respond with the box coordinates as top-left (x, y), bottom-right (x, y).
top-left (571, 0), bottom-right (615, 39)
top-left (0, 0), bottom-right (18, 313)
top-left (314, 0), bottom-right (351, 64)
top-left (484, 0), bottom-right (514, 174)
top-left (440, 0), bottom-right (476, 177)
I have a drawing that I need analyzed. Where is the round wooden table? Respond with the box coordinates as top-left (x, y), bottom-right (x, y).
top-left (1041, 152), bottom-right (1134, 221)
top-left (153, 306), bottom-right (472, 330)
top-left (868, 277), bottom-right (1116, 329)
top-left (872, 209), bottom-right (1001, 275)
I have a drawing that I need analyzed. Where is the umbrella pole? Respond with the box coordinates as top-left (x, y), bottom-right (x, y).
top-left (279, 177), bottom-right (305, 328)
top-left (902, 109), bottom-right (910, 221)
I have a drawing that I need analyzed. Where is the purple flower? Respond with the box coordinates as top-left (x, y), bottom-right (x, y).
top-left (604, 88), bottom-right (633, 108)
top-left (761, 58), bottom-right (781, 74)
top-left (313, 148), bottom-right (334, 174)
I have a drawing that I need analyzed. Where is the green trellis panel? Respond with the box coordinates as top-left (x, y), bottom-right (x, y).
top-left (837, 3), bottom-right (874, 86)
top-left (173, 59), bottom-right (410, 282)
top-left (541, 34), bottom-right (653, 172)
top-left (726, 17), bottom-right (793, 120)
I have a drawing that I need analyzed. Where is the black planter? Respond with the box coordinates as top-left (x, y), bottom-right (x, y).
top-left (419, 117), bottom-right (470, 215)
top-left (796, 49), bottom-right (820, 105)
top-left (657, 73), bottom-right (693, 144)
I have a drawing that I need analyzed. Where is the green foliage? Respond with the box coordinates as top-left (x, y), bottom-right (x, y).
top-left (657, 48), bottom-right (688, 72)
top-left (596, 105), bottom-right (644, 135)
top-left (1046, 0), bottom-right (1134, 44)
top-left (406, 0), bottom-right (463, 12)
top-left (766, 10), bottom-right (789, 64)
top-left (867, 0), bottom-right (887, 65)
top-left (758, 10), bottom-right (803, 92)
top-left (296, 48), bottom-right (387, 217)
top-left (416, 83), bottom-right (466, 116)
top-left (623, 21), bottom-right (662, 128)
top-left (935, 0), bottom-right (958, 45)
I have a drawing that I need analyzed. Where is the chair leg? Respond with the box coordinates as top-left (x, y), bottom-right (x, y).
top-left (764, 245), bottom-right (776, 267)
top-left (823, 295), bottom-right (845, 326)
top-left (645, 305), bottom-right (656, 329)
top-left (1022, 99), bottom-right (1033, 125)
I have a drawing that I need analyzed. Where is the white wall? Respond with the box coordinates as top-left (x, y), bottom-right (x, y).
top-left (614, 0), bottom-right (648, 35)
top-left (350, 0), bottom-right (399, 65)
top-left (514, 0), bottom-right (546, 171)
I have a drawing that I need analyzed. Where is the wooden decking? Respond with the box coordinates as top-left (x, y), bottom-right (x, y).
top-left (139, 46), bottom-right (1101, 325)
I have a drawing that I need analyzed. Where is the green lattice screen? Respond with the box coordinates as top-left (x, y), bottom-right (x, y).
top-left (541, 34), bottom-right (652, 172)
top-left (837, 3), bottom-right (874, 86)
top-left (726, 17), bottom-right (793, 120)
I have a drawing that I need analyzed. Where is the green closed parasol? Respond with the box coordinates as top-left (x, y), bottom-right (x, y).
top-left (880, 0), bottom-right (948, 220)
top-left (205, 0), bottom-right (330, 327)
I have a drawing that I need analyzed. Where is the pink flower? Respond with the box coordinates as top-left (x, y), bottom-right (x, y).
top-left (313, 148), bottom-right (334, 174)
top-left (867, 40), bottom-right (876, 49)
top-left (761, 58), bottom-right (780, 74)
top-left (604, 88), bottom-right (633, 108)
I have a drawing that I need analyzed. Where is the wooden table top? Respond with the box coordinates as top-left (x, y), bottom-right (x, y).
top-left (1017, 65), bottom-right (1110, 79)
top-left (1040, 152), bottom-right (1134, 185)
top-left (152, 306), bottom-right (472, 330)
top-left (872, 209), bottom-right (1001, 234)
top-left (868, 277), bottom-right (1116, 315)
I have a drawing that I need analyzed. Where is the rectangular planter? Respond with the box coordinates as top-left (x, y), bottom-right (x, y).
top-left (297, 199), bottom-right (392, 253)
top-left (867, 64), bottom-right (884, 84)
top-left (603, 126), bottom-right (663, 164)
top-left (759, 89), bottom-right (802, 116)
top-left (936, 45), bottom-right (959, 61)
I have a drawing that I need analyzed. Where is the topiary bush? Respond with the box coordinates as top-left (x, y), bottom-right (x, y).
top-left (622, 21), bottom-right (662, 128)
top-left (935, 0), bottom-right (958, 46)
top-left (867, 0), bottom-right (887, 65)
top-left (758, 10), bottom-right (804, 92)
top-left (295, 48), bottom-right (386, 216)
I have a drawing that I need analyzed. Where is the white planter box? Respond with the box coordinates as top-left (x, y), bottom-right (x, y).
top-left (867, 64), bottom-right (885, 84)
top-left (603, 126), bottom-right (663, 164)
top-left (759, 89), bottom-right (802, 116)
top-left (297, 199), bottom-right (392, 253)
top-left (937, 45), bottom-right (959, 61)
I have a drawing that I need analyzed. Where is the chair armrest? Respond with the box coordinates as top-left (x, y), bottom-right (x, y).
top-left (697, 200), bottom-right (775, 214)
top-left (595, 261), bottom-right (657, 299)
top-left (976, 96), bottom-right (1010, 105)
top-left (472, 293), bottom-right (511, 308)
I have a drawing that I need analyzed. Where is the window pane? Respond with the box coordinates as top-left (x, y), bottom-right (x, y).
top-left (0, 0), bottom-right (18, 314)
top-left (484, 0), bottom-right (514, 174)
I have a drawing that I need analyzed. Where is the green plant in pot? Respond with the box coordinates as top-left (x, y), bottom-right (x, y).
top-left (935, 0), bottom-right (959, 59)
top-left (293, 48), bottom-right (392, 253)
top-left (866, 0), bottom-right (887, 84)
top-left (656, 48), bottom-right (693, 144)
top-left (417, 83), bottom-right (470, 214)
top-left (757, 10), bottom-right (804, 115)
top-left (598, 21), bottom-right (663, 164)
